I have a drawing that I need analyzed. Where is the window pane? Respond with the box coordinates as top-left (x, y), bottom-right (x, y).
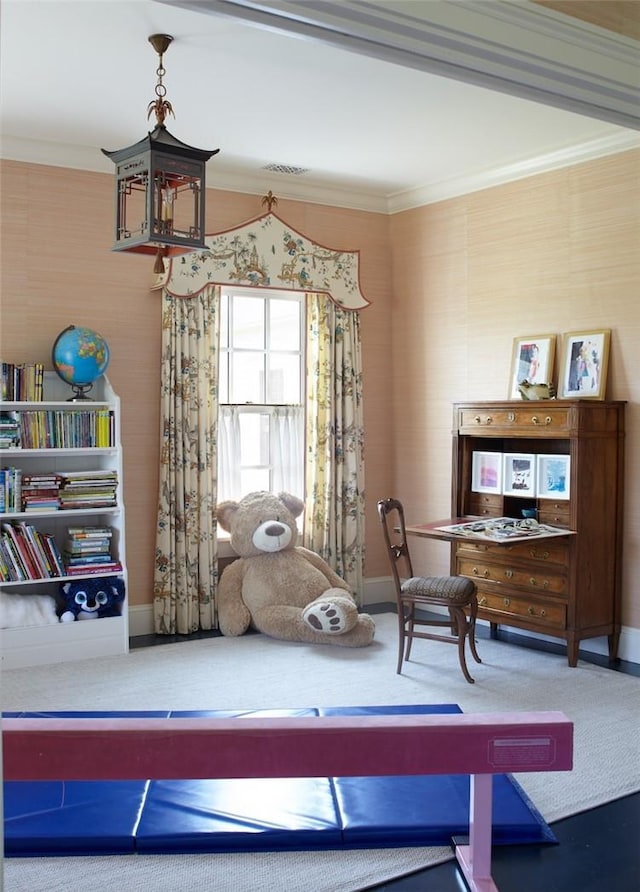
top-left (241, 468), bottom-right (270, 493)
top-left (218, 352), bottom-right (229, 402)
top-left (219, 292), bottom-right (229, 349)
top-left (270, 299), bottom-right (300, 351)
top-left (239, 413), bottom-right (269, 465)
top-left (233, 296), bottom-right (264, 349)
top-left (267, 354), bottom-right (301, 403)
top-left (232, 353), bottom-right (265, 403)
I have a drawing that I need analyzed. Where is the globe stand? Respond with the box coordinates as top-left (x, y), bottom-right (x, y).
top-left (67, 382), bottom-right (95, 402)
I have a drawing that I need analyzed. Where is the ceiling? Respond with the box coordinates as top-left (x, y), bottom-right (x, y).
top-left (1, 0), bottom-right (638, 213)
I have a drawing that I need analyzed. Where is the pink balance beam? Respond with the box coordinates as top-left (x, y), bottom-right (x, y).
top-left (3, 711), bottom-right (572, 892)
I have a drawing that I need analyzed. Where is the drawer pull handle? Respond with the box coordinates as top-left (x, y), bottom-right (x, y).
top-left (530, 549), bottom-right (550, 560)
top-left (474, 415), bottom-right (493, 424)
top-left (529, 577), bottom-right (549, 588)
top-left (531, 415), bottom-right (552, 426)
top-left (528, 606), bottom-right (547, 617)
top-left (503, 598), bottom-right (510, 607)
top-left (472, 566), bottom-right (490, 578)
top-left (505, 569), bottom-right (513, 579)
top-left (478, 597), bottom-right (487, 607)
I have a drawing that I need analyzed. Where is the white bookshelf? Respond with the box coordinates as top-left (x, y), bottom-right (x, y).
top-left (0, 373), bottom-right (128, 667)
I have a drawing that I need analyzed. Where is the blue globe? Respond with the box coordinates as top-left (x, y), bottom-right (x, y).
top-left (52, 325), bottom-right (110, 396)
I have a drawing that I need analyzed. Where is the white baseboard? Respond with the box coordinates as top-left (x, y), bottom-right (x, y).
top-left (127, 604), bottom-right (156, 638)
top-left (129, 578), bottom-right (640, 666)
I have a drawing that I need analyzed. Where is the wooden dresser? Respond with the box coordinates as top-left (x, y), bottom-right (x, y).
top-left (451, 400), bottom-right (625, 666)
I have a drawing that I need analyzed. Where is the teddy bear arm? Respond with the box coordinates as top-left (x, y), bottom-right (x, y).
top-left (294, 547), bottom-right (351, 592)
top-left (217, 559), bottom-right (252, 636)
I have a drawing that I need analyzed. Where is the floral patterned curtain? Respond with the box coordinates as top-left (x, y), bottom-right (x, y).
top-left (152, 284), bottom-right (366, 633)
top-left (304, 293), bottom-right (366, 602)
top-left (153, 285), bottom-right (220, 634)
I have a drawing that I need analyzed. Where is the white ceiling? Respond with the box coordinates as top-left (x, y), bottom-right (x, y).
top-left (1, 0), bottom-right (638, 213)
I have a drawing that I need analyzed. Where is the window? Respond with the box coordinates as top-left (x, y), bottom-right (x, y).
top-left (217, 288), bottom-right (305, 503)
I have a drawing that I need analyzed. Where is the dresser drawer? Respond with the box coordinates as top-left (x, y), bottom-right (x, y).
top-left (455, 538), bottom-right (569, 568)
top-left (467, 493), bottom-right (504, 517)
top-left (457, 405), bottom-right (570, 435)
top-left (477, 591), bottom-right (566, 629)
top-left (538, 500), bottom-right (572, 526)
top-left (457, 557), bottom-right (567, 595)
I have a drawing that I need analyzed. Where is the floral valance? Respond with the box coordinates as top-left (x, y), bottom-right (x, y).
top-left (162, 212), bottom-right (370, 310)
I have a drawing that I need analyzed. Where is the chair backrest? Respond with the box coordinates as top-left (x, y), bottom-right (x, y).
top-left (377, 498), bottom-right (414, 600)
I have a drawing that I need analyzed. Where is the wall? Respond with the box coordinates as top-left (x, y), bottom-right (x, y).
top-left (389, 149), bottom-right (640, 636)
top-left (0, 162), bottom-right (394, 609)
top-left (1, 150), bottom-right (638, 644)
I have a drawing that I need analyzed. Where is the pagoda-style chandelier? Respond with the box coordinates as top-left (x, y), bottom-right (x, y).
top-left (102, 34), bottom-right (219, 273)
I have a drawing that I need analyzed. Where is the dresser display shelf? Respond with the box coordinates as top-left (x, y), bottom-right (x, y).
top-left (0, 373), bottom-right (128, 669)
top-left (410, 400), bottom-right (625, 668)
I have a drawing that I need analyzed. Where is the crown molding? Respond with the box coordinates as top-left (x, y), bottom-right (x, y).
top-left (2, 131), bottom-right (638, 215)
top-left (386, 130), bottom-right (640, 212)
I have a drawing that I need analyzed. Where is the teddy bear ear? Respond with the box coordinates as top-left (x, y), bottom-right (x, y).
top-left (216, 500), bottom-right (240, 532)
top-left (278, 492), bottom-right (305, 518)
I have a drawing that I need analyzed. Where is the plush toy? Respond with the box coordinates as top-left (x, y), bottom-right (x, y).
top-left (0, 590), bottom-right (59, 628)
top-left (58, 575), bottom-right (125, 622)
top-left (216, 491), bottom-right (375, 647)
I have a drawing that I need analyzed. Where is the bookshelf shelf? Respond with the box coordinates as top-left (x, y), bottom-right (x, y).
top-left (0, 373), bottom-right (128, 667)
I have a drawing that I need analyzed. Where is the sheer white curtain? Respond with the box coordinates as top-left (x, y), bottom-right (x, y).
top-left (272, 405), bottom-right (304, 497)
top-left (216, 405), bottom-right (241, 504)
top-left (217, 405), bottom-right (304, 503)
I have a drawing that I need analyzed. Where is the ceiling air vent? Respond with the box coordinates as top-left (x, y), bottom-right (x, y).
top-left (262, 163), bottom-right (309, 175)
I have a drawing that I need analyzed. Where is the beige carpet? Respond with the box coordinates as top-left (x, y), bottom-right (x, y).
top-left (2, 613), bottom-right (639, 891)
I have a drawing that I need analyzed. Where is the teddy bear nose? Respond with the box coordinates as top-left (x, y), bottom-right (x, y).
top-left (265, 523), bottom-right (286, 537)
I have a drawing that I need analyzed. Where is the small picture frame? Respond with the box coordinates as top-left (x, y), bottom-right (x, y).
top-left (509, 334), bottom-right (556, 399)
top-left (471, 451), bottom-right (503, 494)
top-left (537, 454), bottom-right (571, 500)
top-left (559, 329), bottom-right (610, 400)
top-left (503, 453), bottom-right (536, 497)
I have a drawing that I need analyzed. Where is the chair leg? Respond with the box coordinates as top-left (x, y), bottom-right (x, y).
top-left (396, 609), bottom-right (405, 674)
top-left (405, 603), bottom-right (415, 662)
top-left (468, 599), bottom-right (482, 665)
top-left (452, 607), bottom-right (475, 684)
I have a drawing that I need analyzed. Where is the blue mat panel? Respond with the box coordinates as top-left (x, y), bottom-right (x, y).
top-left (3, 706), bottom-right (555, 857)
top-left (4, 780), bottom-right (148, 856)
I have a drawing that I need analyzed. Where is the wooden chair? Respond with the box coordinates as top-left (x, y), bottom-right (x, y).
top-left (377, 497), bottom-right (481, 683)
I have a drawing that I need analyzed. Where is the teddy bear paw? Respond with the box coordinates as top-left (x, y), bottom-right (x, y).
top-left (303, 601), bottom-right (350, 634)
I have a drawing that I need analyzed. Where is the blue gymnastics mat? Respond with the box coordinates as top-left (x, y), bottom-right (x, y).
top-left (3, 705), bottom-right (556, 857)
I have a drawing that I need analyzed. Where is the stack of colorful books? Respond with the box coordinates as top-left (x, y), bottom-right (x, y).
top-left (63, 526), bottom-right (122, 576)
top-left (58, 470), bottom-right (118, 510)
top-left (0, 413), bottom-right (20, 448)
top-left (20, 472), bottom-right (63, 512)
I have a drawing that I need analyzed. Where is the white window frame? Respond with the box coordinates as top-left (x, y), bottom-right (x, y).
top-left (217, 287), bottom-right (305, 504)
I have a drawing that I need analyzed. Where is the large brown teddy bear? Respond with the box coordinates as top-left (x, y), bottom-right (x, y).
top-left (216, 491), bottom-right (375, 647)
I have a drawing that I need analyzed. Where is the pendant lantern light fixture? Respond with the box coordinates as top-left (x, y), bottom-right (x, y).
top-left (102, 34), bottom-right (219, 273)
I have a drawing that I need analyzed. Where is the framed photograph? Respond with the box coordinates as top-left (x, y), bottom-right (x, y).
top-left (509, 334), bottom-right (556, 399)
top-left (503, 453), bottom-right (536, 497)
top-left (471, 451), bottom-right (503, 494)
top-left (537, 454), bottom-right (571, 500)
top-left (559, 329), bottom-right (610, 400)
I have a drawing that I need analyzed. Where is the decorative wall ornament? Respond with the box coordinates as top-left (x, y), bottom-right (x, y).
top-left (160, 211), bottom-right (371, 310)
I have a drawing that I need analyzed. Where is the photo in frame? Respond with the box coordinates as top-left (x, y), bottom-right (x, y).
top-left (471, 451), bottom-right (503, 494)
top-left (559, 329), bottom-right (610, 399)
top-left (537, 454), bottom-right (571, 500)
top-left (503, 453), bottom-right (536, 497)
top-left (509, 334), bottom-right (556, 399)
